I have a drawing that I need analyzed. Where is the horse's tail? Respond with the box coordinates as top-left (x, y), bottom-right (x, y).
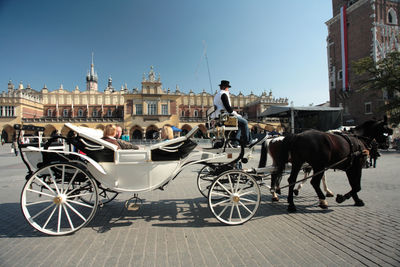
top-left (275, 134), bottom-right (297, 176)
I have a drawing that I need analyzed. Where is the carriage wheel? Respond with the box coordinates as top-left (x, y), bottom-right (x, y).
top-left (208, 170), bottom-right (260, 225)
top-left (21, 163), bottom-right (98, 235)
top-left (197, 165), bottom-right (216, 198)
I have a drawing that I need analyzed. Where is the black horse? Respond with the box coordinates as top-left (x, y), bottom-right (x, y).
top-left (272, 117), bottom-right (393, 212)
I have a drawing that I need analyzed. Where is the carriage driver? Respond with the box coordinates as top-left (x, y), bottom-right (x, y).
top-left (213, 80), bottom-right (257, 147)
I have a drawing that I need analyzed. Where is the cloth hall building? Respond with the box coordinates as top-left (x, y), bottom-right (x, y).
top-left (0, 60), bottom-right (288, 142)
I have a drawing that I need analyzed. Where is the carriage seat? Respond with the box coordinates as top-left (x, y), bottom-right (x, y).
top-left (65, 123), bottom-right (199, 163)
top-left (206, 106), bottom-right (238, 135)
top-left (149, 126), bottom-right (199, 161)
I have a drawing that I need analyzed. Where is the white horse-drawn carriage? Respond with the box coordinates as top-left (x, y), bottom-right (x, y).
top-left (16, 110), bottom-right (273, 236)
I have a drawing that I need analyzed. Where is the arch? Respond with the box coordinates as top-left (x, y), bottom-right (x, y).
top-left (43, 124), bottom-right (57, 137)
top-left (130, 125), bottom-right (143, 140)
top-left (2, 124), bottom-right (15, 142)
top-left (145, 125), bottom-right (159, 139)
top-left (95, 124), bottom-right (105, 130)
top-left (181, 124), bottom-right (192, 136)
top-left (388, 8), bottom-right (398, 24)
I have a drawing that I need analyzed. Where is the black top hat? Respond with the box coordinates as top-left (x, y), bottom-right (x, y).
top-left (219, 80), bottom-right (231, 88)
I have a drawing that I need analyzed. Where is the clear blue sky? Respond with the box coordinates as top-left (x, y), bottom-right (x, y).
top-left (0, 0), bottom-right (332, 106)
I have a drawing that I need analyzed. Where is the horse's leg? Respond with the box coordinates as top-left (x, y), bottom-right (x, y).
top-left (287, 164), bottom-right (302, 213)
top-left (293, 171), bottom-right (308, 196)
top-left (310, 169), bottom-right (328, 209)
top-left (322, 174), bottom-right (334, 197)
top-left (336, 165), bottom-right (364, 206)
top-left (270, 172), bottom-right (280, 202)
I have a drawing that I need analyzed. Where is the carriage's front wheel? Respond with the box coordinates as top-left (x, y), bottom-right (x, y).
top-left (197, 165), bottom-right (216, 198)
top-left (208, 170), bottom-right (260, 225)
top-left (21, 163), bottom-right (98, 235)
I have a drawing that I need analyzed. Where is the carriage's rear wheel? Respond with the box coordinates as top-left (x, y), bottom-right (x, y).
top-left (208, 170), bottom-right (260, 225)
top-left (21, 163), bottom-right (98, 235)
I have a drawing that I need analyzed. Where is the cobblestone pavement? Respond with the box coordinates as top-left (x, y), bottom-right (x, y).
top-left (0, 144), bottom-right (399, 266)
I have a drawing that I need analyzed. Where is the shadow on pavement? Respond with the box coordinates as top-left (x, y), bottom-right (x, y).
top-left (0, 194), bottom-right (335, 237)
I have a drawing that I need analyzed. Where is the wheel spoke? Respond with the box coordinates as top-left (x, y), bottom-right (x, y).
top-left (51, 176), bottom-right (61, 196)
top-left (235, 173), bottom-right (242, 193)
top-left (64, 202), bottom-right (88, 222)
top-left (61, 165), bottom-right (65, 193)
top-left (236, 204), bottom-right (242, 221)
top-left (211, 198), bottom-right (230, 207)
top-left (227, 174), bottom-right (234, 192)
top-left (31, 203), bottom-right (55, 220)
top-left (229, 203), bottom-right (234, 222)
top-left (239, 197), bottom-right (256, 203)
top-left (66, 181), bottom-right (90, 197)
top-left (216, 180), bottom-right (232, 195)
top-left (33, 175), bottom-right (56, 195)
top-left (63, 205), bottom-right (75, 230)
top-left (42, 204), bottom-right (57, 229)
top-left (210, 192), bottom-right (230, 198)
top-left (63, 169), bottom-right (79, 195)
top-left (237, 178), bottom-right (252, 194)
top-left (67, 192), bottom-right (93, 199)
top-left (239, 201), bottom-right (252, 214)
top-left (218, 205), bottom-right (229, 217)
top-left (26, 200), bottom-right (52, 206)
top-left (67, 199), bottom-right (95, 209)
top-left (239, 190), bottom-right (256, 197)
top-left (26, 189), bottom-right (55, 198)
top-left (57, 205), bottom-right (62, 233)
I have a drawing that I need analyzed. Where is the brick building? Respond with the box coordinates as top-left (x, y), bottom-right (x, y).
top-left (326, 0), bottom-right (400, 125)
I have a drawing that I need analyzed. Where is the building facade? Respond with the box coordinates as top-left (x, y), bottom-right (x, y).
top-left (326, 0), bottom-right (400, 125)
top-left (1, 59), bottom-right (287, 142)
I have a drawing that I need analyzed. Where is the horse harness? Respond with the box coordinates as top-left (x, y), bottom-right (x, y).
top-left (333, 132), bottom-right (371, 170)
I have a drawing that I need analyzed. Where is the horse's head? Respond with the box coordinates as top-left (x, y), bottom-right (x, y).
top-left (353, 116), bottom-right (393, 148)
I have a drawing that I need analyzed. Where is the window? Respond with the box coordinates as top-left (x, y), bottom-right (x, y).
top-left (47, 109), bottom-right (53, 117)
top-left (161, 104), bottom-right (168, 115)
top-left (181, 110), bottom-right (185, 117)
top-left (92, 109), bottom-right (98, 117)
top-left (2, 106), bottom-right (15, 117)
top-left (193, 110), bottom-right (199, 117)
top-left (63, 109), bottom-right (69, 117)
top-left (135, 104), bottom-right (143, 115)
top-left (338, 70), bottom-right (343, 81)
top-left (107, 109), bottom-right (113, 117)
top-left (365, 102), bottom-right (372, 114)
top-left (148, 102), bottom-right (157, 115)
top-left (388, 8), bottom-right (398, 25)
top-left (77, 109), bottom-right (84, 117)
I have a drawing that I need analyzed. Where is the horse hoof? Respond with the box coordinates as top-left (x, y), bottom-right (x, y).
top-left (276, 189), bottom-right (281, 195)
top-left (326, 192), bottom-right (334, 198)
top-left (287, 204), bottom-right (297, 213)
top-left (293, 189), bottom-right (299, 196)
top-left (319, 200), bottom-right (328, 209)
top-left (354, 200), bottom-right (365, 206)
top-left (272, 197), bottom-right (279, 202)
top-left (336, 194), bottom-right (345, 203)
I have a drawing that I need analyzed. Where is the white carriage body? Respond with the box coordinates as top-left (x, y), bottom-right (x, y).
top-left (22, 123), bottom-right (233, 193)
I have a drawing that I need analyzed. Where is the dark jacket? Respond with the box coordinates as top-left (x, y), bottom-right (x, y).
top-left (101, 137), bottom-right (121, 149)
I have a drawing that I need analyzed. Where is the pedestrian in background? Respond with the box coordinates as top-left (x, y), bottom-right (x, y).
top-left (369, 139), bottom-right (380, 168)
